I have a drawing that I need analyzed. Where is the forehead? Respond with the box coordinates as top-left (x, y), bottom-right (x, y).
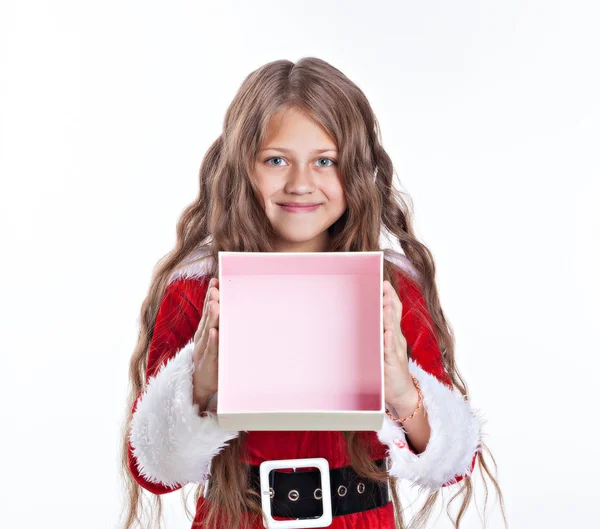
top-left (260, 107), bottom-right (337, 152)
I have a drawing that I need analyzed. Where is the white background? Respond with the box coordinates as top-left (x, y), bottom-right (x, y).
top-left (1, 1), bottom-right (598, 528)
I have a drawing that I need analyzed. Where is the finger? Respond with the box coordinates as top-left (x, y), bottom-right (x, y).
top-left (383, 281), bottom-right (402, 318)
top-left (212, 284), bottom-right (220, 302)
top-left (194, 279), bottom-right (214, 341)
top-left (383, 328), bottom-right (394, 359)
top-left (394, 320), bottom-right (407, 359)
top-left (203, 327), bottom-right (218, 365)
top-left (196, 279), bottom-right (218, 343)
top-left (198, 299), bottom-right (217, 354)
top-left (382, 304), bottom-right (395, 334)
top-left (382, 283), bottom-right (397, 316)
top-left (207, 298), bottom-right (220, 330)
top-left (382, 301), bottom-right (404, 353)
top-left (207, 279), bottom-right (221, 328)
top-left (386, 294), bottom-right (406, 355)
top-left (384, 282), bottom-right (404, 331)
top-left (213, 299), bottom-right (220, 328)
top-left (207, 327), bottom-right (219, 357)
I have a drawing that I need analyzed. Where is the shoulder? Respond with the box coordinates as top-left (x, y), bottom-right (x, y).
top-left (166, 248), bottom-right (419, 284)
top-left (383, 249), bottom-right (432, 320)
top-left (164, 248), bottom-right (421, 300)
top-left (383, 248), bottom-right (421, 290)
top-left (159, 248), bottom-right (216, 309)
top-left (383, 248), bottom-right (419, 280)
top-left (167, 247), bottom-right (216, 285)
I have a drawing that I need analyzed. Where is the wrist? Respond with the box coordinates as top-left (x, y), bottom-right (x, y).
top-left (389, 379), bottom-right (421, 418)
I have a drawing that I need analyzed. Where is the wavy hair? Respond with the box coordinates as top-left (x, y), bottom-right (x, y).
top-left (119, 57), bottom-right (507, 529)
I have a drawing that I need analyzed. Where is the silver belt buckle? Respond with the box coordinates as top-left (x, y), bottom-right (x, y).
top-left (259, 457), bottom-right (333, 528)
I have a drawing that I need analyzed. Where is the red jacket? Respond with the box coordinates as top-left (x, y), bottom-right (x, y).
top-left (127, 251), bottom-right (481, 528)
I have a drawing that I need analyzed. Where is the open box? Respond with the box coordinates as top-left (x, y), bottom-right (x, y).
top-left (216, 251), bottom-right (385, 431)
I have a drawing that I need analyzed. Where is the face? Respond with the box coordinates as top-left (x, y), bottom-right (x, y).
top-left (253, 106), bottom-right (347, 252)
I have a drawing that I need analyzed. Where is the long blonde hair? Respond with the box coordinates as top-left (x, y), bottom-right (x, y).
top-left (119, 57), bottom-right (507, 529)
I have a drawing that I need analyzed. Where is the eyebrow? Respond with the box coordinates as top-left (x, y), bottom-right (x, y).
top-left (260, 147), bottom-right (338, 154)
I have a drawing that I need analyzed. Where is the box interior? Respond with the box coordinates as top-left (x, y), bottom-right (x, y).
top-left (218, 252), bottom-right (383, 413)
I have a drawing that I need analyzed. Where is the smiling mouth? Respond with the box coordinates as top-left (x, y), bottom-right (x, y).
top-left (277, 203), bottom-right (322, 213)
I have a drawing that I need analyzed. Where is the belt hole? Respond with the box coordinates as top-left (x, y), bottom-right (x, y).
top-left (337, 485), bottom-right (347, 497)
top-left (314, 488), bottom-right (322, 500)
top-left (357, 482), bottom-right (365, 494)
top-left (269, 487), bottom-right (274, 498)
top-left (288, 489), bottom-right (300, 501)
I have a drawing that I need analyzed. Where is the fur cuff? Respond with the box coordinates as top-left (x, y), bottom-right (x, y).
top-left (129, 339), bottom-right (240, 488)
top-left (377, 359), bottom-right (483, 492)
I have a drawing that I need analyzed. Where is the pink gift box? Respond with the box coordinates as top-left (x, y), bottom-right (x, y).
top-left (216, 251), bottom-right (385, 431)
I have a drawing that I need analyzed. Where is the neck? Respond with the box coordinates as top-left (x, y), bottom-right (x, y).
top-left (273, 231), bottom-right (330, 252)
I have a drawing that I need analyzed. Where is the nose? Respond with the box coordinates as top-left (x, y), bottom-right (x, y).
top-left (284, 163), bottom-right (317, 195)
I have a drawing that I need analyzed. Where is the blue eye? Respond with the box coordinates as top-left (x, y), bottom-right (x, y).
top-left (265, 157), bottom-right (287, 166)
top-left (265, 157), bottom-right (337, 167)
top-left (316, 158), bottom-right (337, 167)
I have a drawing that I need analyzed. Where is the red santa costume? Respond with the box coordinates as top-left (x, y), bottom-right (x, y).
top-left (127, 249), bottom-right (482, 528)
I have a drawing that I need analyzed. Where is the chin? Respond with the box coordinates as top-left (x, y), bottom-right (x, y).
top-left (273, 228), bottom-right (325, 245)
top-left (276, 230), bottom-right (322, 245)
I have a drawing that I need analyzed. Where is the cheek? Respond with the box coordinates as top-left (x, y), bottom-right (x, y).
top-left (254, 177), bottom-right (277, 206)
top-left (326, 181), bottom-right (346, 206)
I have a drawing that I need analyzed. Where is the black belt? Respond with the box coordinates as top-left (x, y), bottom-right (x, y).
top-left (207, 458), bottom-right (390, 519)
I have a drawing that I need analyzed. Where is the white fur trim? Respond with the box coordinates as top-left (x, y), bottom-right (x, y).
top-left (383, 248), bottom-right (420, 282)
top-left (377, 359), bottom-right (483, 492)
top-left (168, 247), bottom-right (215, 284)
top-left (129, 339), bottom-right (240, 488)
top-left (170, 248), bottom-right (413, 285)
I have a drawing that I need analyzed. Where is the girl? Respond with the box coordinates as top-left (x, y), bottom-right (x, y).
top-left (121, 57), bottom-right (506, 529)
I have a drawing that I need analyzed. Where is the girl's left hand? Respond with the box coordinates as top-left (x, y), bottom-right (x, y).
top-left (382, 280), bottom-right (416, 405)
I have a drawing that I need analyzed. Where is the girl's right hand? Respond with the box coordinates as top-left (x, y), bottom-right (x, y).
top-left (192, 278), bottom-right (220, 407)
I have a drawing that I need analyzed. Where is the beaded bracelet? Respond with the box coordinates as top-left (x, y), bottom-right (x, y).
top-left (385, 374), bottom-right (423, 424)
